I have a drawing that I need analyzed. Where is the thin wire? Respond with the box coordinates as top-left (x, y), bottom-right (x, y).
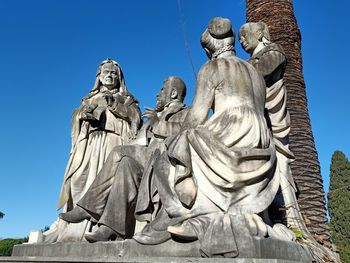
top-left (177, 0), bottom-right (197, 80)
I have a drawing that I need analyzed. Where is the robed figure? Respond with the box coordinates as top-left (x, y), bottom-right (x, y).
top-left (135, 18), bottom-right (280, 257)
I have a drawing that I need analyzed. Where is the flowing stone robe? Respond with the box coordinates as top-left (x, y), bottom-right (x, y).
top-left (248, 43), bottom-right (291, 149)
top-left (76, 100), bottom-right (188, 237)
top-left (248, 43), bottom-right (300, 229)
top-left (58, 87), bottom-right (141, 211)
top-left (140, 55), bottom-right (280, 256)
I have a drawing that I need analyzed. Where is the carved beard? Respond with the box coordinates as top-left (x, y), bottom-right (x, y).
top-left (155, 101), bottom-right (165, 112)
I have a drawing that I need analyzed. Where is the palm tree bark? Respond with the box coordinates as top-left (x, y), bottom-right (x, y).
top-left (246, 0), bottom-right (331, 248)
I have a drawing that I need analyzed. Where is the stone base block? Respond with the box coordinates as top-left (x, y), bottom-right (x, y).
top-left (0, 237), bottom-right (312, 263)
top-left (0, 257), bottom-right (312, 263)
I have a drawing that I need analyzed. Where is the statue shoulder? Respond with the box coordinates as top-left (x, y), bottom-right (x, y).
top-left (196, 60), bottom-right (220, 84)
top-left (213, 55), bottom-right (249, 70)
top-left (118, 91), bottom-right (139, 107)
top-left (167, 105), bottom-right (189, 122)
top-left (82, 88), bottom-right (99, 102)
top-left (269, 43), bottom-right (285, 55)
top-left (199, 60), bottom-right (216, 73)
top-left (250, 43), bottom-right (286, 62)
top-left (248, 44), bottom-right (286, 76)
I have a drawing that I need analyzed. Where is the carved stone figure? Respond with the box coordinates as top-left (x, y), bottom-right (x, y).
top-left (239, 21), bottom-right (301, 232)
top-left (58, 59), bottom-right (141, 211)
top-left (134, 18), bottom-right (283, 257)
top-left (238, 22), bottom-right (339, 262)
top-left (14, 15), bottom-right (336, 262)
top-left (59, 77), bottom-right (188, 242)
top-left (39, 59), bottom-right (141, 243)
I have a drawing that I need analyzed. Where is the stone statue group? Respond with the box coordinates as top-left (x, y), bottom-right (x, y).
top-left (40, 17), bottom-right (311, 257)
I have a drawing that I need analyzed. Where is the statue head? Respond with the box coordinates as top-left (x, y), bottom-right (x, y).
top-left (239, 22), bottom-right (271, 55)
top-left (200, 17), bottom-right (235, 60)
top-left (83, 59), bottom-right (129, 102)
top-left (98, 62), bottom-right (119, 89)
top-left (89, 59), bottom-right (128, 94)
top-left (156, 76), bottom-right (186, 111)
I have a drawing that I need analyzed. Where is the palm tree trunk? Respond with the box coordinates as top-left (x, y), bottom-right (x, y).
top-left (246, 0), bottom-right (331, 248)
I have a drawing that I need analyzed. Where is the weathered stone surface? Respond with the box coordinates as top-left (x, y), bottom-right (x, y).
top-left (44, 59), bottom-right (142, 243)
top-left (10, 15), bottom-right (328, 263)
top-left (0, 257), bottom-right (312, 263)
top-left (9, 238), bottom-right (312, 262)
top-left (58, 77), bottom-right (188, 242)
top-left (58, 59), bottom-right (141, 212)
top-left (239, 21), bottom-right (300, 235)
top-left (27, 231), bottom-right (43, 244)
top-left (245, 0), bottom-right (330, 248)
top-left (238, 21), bottom-right (339, 262)
top-left (133, 17), bottom-right (283, 258)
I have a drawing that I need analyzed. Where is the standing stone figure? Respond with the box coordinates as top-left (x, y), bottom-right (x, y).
top-left (135, 18), bottom-right (282, 257)
top-left (239, 22), bottom-right (299, 229)
top-left (59, 77), bottom-right (188, 242)
top-left (238, 22), bottom-right (339, 262)
top-left (40, 59), bottom-right (141, 242)
top-left (58, 59), bottom-right (141, 211)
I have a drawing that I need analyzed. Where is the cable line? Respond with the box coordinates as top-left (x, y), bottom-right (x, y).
top-left (177, 0), bottom-right (197, 80)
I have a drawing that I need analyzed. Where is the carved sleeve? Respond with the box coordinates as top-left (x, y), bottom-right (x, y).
top-left (254, 50), bottom-right (286, 78)
top-left (108, 96), bottom-right (141, 127)
top-left (152, 117), bottom-right (182, 139)
top-left (70, 107), bottom-right (82, 150)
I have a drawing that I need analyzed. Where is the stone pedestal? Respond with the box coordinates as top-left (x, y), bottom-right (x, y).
top-left (0, 237), bottom-right (312, 263)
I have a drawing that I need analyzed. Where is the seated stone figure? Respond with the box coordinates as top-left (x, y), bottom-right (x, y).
top-left (59, 76), bottom-right (188, 242)
top-left (134, 17), bottom-right (281, 257)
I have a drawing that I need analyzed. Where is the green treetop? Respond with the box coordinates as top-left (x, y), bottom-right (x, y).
top-left (328, 150), bottom-right (350, 262)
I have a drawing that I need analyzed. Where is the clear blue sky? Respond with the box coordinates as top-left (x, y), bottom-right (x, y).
top-left (0, 0), bottom-right (349, 238)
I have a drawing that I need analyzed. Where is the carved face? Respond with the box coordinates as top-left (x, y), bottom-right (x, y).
top-left (239, 25), bottom-right (259, 55)
top-left (156, 79), bottom-right (174, 111)
top-left (99, 63), bottom-right (119, 89)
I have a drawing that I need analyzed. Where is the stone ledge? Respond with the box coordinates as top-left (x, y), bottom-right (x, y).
top-left (7, 238), bottom-right (312, 263)
top-left (12, 239), bottom-right (200, 258)
top-left (0, 256), bottom-right (312, 263)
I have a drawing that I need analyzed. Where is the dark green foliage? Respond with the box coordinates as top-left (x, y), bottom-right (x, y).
top-left (0, 238), bottom-right (28, 256)
top-left (328, 150), bottom-right (350, 262)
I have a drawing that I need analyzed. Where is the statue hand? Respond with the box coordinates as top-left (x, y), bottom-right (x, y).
top-left (103, 92), bottom-right (115, 107)
top-left (80, 104), bottom-right (98, 121)
top-left (114, 93), bottom-right (125, 104)
top-left (81, 104), bottom-right (97, 113)
top-left (142, 107), bottom-right (158, 126)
